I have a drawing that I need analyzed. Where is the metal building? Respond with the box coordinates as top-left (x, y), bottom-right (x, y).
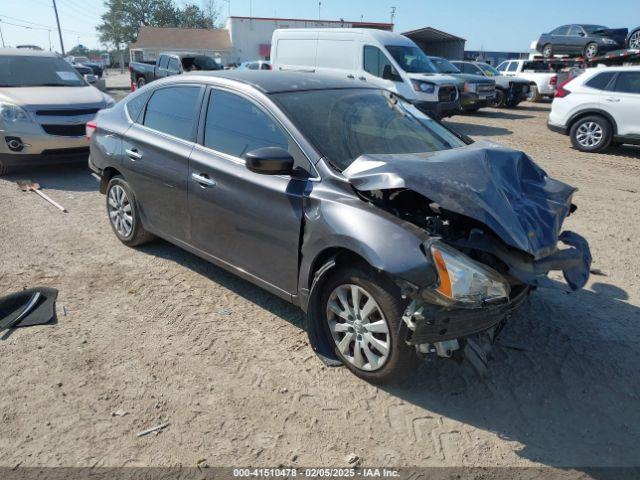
top-left (403, 27), bottom-right (466, 60)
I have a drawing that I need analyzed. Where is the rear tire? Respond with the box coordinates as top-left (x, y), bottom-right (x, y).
top-left (106, 175), bottom-right (155, 247)
top-left (584, 42), bottom-right (599, 60)
top-left (629, 29), bottom-right (640, 49)
top-left (570, 115), bottom-right (612, 152)
top-left (320, 263), bottom-right (417, 384)
top-left (137, 77), bottom-right (146, 89)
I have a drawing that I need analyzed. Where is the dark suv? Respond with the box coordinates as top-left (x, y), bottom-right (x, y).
top-left (88, 71), bottom-right (591, 382)
top-left (428, 56), bottom-right (496, 112)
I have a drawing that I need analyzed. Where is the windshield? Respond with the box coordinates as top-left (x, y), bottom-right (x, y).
top-left (385, 45), bottom-right (438, 73)
top-left (429, 57), bottom-right (461, 74)
top-left (273, 89), bottom-right (466, 171)
top-left (583, 25), bottom-right (608, 34)
top-left (74, 56), bottom-right (90, 63)
top-left (0, 55), bottom-right (86, 87)
top-left (183, 55), bottom-right (220, 71)
top-left (478, 63), bottom-right (500, 76)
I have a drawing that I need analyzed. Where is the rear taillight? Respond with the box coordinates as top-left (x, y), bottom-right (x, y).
top-left (550, 75), bottom-right (558, 87)
top-left (555, 79), bottom-right (572, 98)
top-left (130, 81), bottom-right (136, 92)
top-left (86, 121), bottom-right (97, 140)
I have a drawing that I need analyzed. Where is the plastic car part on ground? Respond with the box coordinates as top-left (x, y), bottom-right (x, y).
top-left (0, 287), bottom-right (59, 333)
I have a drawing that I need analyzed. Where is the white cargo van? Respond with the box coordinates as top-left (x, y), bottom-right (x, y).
top-left (271, 28), bottom-right (460, 116)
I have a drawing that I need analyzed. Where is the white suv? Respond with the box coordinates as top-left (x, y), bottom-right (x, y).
top-left (548, 66), bottom-right (640, 152)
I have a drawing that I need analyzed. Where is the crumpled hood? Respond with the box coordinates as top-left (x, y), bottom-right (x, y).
top-left (343, 141), bottom-right (576, 260)
top-left (593, 28), bottom-right (628, 45)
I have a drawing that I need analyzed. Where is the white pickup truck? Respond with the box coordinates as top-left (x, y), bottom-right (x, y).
top-left (496, 59), bottom-right (560, 102)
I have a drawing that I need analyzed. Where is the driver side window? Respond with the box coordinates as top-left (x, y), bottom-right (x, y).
top-left (203, 90), bottom-right (312, 176)
top-left (363, 46), bottom-right (394, 79)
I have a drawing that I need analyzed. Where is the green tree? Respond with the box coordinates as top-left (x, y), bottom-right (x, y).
top-left (97, 0), bottom-right (222, 48)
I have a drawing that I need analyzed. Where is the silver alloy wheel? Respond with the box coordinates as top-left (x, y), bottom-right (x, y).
top-left (543, 45), bottom-right (553, 57)
top-left (575, 121), bottom-right (604, 148)
top-left (108, 184), bottom-right (134, 238)
top-left (326, 284), bottom-right (390, 371)
top-left (630, 31), bottom-right (640, 50)
top-left (137, 78), bottom-right (146, 88)
top-left (585, 43), bottom-right (598, 59)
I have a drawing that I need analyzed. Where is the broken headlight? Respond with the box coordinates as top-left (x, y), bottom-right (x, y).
top-left (429, 242), bottom-right (510, 307)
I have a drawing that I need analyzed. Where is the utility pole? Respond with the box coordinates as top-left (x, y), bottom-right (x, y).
top-left (52, 0), bottom-right (65, 55)
top-left (0, 20), bottom-right (5, 48)
top-left (318, 1), bottom-right (321, 20)
top-left (48, 29), bottom-right (52, 51)
top-left (390, 6), bottom-right (396, 26)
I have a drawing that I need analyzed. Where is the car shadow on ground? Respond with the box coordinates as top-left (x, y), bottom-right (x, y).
top-left (1, 163), bottom-right (96, 192)
top-left (445, 121), bottom-right (513, 137)
top-left (517, 103), bottom-right (553, 112)
top-left (601, 145), bottom-right (640, 160)
top-left (464, 110), bottom-right (535, 120)
top-left (139, 239), bottom-right (640, 471)
top-left (384, 280), bottom-right (640, 472)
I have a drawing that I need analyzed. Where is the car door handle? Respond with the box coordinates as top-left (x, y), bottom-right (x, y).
top-left (358, 76), bottom-right (367, 81)
top-left (125, 148), bottom-right (142, 160)
top-left (191, 172), bottom-right (216, 187)
top-left (346, 74), bottom-right (355, 79)
top-left (604, 97), bottom-right (621, 102)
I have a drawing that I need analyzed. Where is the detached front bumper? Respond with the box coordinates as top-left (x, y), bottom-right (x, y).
top-left (404, 286), bottom-right (529, 345)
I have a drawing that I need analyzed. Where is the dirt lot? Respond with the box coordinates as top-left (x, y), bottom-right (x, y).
top-left (1, 102), bottom-right (639, 471)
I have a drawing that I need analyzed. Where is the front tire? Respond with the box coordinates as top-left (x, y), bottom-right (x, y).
top-left (527, 85), bottom-right (542, 102)
top-left (490, 89), bottom-right (506, 108)
top-left (542, 44), bottom-right (553, 58)
top-left (137, 77), bottom-right (146, 89)
top-left (320, 264), bottom-right (416, 384)
top-left (106, 175), bottom-right (154, 246)
top-left (570, 115), bottom-right (612, 152)
top-left (629, 29), bottom-right (640, 49)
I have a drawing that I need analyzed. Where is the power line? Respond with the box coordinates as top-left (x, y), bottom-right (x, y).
top-left (0, 14), bottom-right (94, 34)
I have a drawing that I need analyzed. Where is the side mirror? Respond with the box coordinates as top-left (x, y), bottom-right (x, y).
top-left (382, 64), bottom-right (402, 82)
top-left (245, 147), bottom-right (294, 175)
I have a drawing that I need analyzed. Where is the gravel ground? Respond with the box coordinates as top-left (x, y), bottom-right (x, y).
top-left (1, 102), bottom-right (639, 472)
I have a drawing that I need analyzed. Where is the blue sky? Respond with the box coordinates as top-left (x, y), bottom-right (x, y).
top-left (0, 0), bottom-right (637, 52)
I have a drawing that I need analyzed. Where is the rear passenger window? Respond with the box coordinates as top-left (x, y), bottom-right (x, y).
top-left (585, 72), bottom-right (615, 90)
top-left (363, 46), bottom-right (393, 78)
top-left (203, 90), bottom-right (312, 175)
top-left (613, 72), bottom-right (640, 94)
top-left (143, 86), bottom-right (201, 141)
top-left (496, 62), bottom-right (507, 72)
top-left (126, 91), bottom-right (149, 123)
top-left (158, 56), bottom-right (169, 69)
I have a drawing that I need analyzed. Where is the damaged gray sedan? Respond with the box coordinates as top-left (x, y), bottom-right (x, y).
top-left (89, 71), bottom-right (591, 383)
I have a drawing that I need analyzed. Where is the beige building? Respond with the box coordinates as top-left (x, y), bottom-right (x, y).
top-left (129, 27), bottom-right (233, 64)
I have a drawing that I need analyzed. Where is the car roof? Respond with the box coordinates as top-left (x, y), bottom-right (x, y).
top-left (0, 48), bottom-right (60, 58)
top-left (173, 70), bottom-right (379, 94)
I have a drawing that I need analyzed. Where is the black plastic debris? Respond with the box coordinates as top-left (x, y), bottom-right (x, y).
top-left (0, 287), bottom-right (59, 333)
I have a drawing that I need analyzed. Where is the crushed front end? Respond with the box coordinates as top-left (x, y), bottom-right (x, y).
top-left (343, 143), bottom-right (592, 373)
